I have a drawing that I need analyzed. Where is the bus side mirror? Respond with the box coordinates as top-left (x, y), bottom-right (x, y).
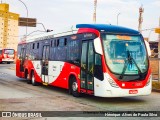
top-left (144, 40), bottom-right (151, 57)
top-left (94, 38), bottom-right (103, 55)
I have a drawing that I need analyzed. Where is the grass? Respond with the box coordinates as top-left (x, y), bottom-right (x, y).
top-left (152, 81), bottom-right (160, 90)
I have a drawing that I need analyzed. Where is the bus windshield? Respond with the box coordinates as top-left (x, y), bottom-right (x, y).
top-left (4, 49), bottom-right (14, 55)
top-left (102, 34), bottom-right (148, 76)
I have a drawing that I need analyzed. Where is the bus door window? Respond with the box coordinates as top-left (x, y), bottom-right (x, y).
top-left (87, 41), bottom-right (94, 90)
top-left (81, 42), bottom-right (87, 89)
top-left (42, 45), bottom-right (49, 75)
top-left (20, 48), bottom-right (26, 72)
top-left (81, 41), bottom-right (94, 91)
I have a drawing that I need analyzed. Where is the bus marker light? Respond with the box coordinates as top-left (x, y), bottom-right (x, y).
top-left (43, 82), bottom-right (48, 86)
top-left (96, 84), bottom-right (99, 87)
top-left (88, 82), bottom-right (92, 84)
top-left (78, 74), bottom-right (80, 79)
top-left (122, 83), bottom-right (125, 87)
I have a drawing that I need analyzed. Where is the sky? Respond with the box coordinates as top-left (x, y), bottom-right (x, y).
top-left (1, 0), bottom-right (160, 41)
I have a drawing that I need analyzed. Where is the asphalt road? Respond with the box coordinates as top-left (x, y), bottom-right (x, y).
top-left (0, 64), bottom-right (160, 120)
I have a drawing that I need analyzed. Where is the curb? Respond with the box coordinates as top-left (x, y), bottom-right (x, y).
top-left (152, 89), bottom-right (160, 93)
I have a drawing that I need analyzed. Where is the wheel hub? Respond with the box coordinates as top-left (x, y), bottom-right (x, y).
top-left (72, 82), bottom-right (78, 91)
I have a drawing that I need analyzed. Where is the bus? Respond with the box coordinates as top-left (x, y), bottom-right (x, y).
top-left (16, 24), bottom-right (152, 97)
top-left (0, 48), bottom-right (15, 64)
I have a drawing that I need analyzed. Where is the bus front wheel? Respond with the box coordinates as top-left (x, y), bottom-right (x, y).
top-left (70, 76), bottom-right (80, 97)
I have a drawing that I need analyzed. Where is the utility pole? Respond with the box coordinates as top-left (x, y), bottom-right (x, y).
top-left (93, 0), bottom-right (97, 23)
top-left (138, 5), bottom-right (144, 33)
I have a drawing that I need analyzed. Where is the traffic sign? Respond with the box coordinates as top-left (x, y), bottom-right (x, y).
top-left (19, 17), bottom-right (37, 27)
top-left (155, 28), bottom-right (160, 34)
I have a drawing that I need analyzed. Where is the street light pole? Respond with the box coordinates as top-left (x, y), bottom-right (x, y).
top-left (117, 13), bottom-right (121, 25)
top-left (17, 0), bottom-right (28, 37)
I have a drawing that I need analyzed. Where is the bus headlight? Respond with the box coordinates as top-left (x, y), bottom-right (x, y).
top-left (146, 74), bottom-right (152, 86)
top-left (106, 74), bottom-right (119, 88)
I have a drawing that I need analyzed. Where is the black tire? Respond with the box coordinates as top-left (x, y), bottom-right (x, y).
top-left (70, 76), bottom-right (80, 97)
top-left (25, 71), bottom-right (31, 84)
top-left (31, 72), bottom-right (38, 86)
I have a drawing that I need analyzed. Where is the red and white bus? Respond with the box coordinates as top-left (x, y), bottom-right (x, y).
top-left (0, 48), bottom-right (15, 64)
top-left (16, 24), bottom-right (152, 97)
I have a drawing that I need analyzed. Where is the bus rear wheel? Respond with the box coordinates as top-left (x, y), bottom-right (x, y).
top-left (31, 72), bottom-right (38, 86)
top-left (70, 76), bottom-right (80, 97)
top-left (25, 70), bottom-right (31, 84)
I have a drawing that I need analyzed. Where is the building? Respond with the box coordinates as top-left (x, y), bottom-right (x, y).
top-left (0, 3), bottom-right (19, 50)
top-left (149, 41), bottom-right (158, 58)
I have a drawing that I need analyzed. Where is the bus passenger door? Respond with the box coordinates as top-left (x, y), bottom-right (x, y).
top-left (80, 41), bottom-right (94, 93)
top-left (41, 45), bottom-right (50, 84)
top-left (20, 48), bottom-right (26, 72)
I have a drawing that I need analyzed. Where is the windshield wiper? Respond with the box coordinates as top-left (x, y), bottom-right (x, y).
top-left (119, 50), bottom-right (142, 79)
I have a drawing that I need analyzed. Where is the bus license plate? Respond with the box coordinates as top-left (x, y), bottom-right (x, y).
top-left (129, 90), bottom-right (138, 94)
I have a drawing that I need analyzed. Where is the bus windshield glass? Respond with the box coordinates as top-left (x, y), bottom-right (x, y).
top-left (4, 49), bottom-right (14, 55)
top-left (102, 34), bottom-right (148, 75)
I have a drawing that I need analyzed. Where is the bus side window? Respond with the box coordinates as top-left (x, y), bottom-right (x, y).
top-left (37, 43), bottom-right (39, 49)
top-left (94, 54), bottom-right (104, 80)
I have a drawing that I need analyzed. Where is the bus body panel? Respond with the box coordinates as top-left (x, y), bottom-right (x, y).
top-left (94, 72), bottom-right (152, 97)
top-left (19, 60), bottom-right (81, 90)
top-left (94, 77), bottom-right (151, 97)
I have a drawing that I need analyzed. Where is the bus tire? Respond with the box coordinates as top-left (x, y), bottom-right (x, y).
top-left (25, 70), bottom-right (31, 84)
top-left (70, 76), bottom-right (80, 97)
top-left (31, 71), bottom-right (38, 86)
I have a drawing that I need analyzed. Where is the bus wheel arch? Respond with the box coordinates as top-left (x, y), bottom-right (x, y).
top-left (69, 75), bottom-right (80, 97)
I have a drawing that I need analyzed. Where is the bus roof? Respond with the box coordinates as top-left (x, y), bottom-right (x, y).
top-left (76, 24), bottom-right (140, 35)
top-left (24, 26), bottom-right (78, 42)
top-left (21, 24), bottom-right (140, 43)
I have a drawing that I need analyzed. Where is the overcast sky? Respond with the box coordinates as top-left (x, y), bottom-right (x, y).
top-left (2, 0), bottom-right (160, 41)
